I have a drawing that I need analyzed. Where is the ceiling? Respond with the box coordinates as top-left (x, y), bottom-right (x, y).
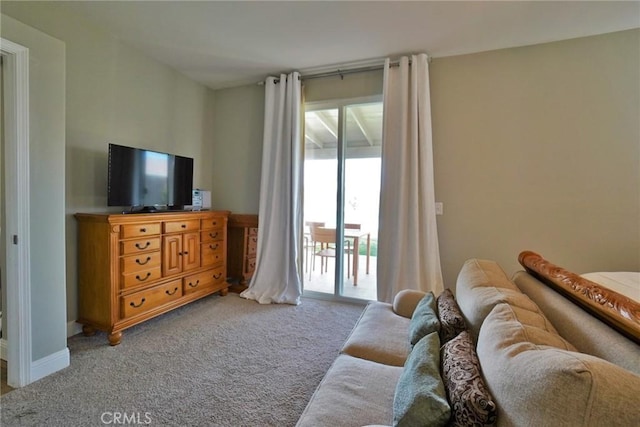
top-left (61, 1), bottom-right (639, 90)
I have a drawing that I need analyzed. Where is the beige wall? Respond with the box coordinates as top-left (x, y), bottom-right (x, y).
top-left (2, 2), bottom-right (217, 325)
top-left (1, 14), bottom-right (67, 361)
top-left (211, 84), bottom-right (264, 213)
top-left (211, 70), bottom-right (385, 214)
top-left (304, 70), bottom-right (383, 103)
top-left (431, 29), bottom-right (639, 286)
top-left (3, 1), bottom-right (638, 322)
top-left (213, 30), bottom-right (640, 288)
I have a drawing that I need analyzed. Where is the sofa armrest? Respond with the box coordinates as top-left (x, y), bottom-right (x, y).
top-left (393, 290), bottom-right (427, 318)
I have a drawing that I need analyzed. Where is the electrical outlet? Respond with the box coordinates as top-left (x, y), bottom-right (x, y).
top-left (435, 202), bottom-right (443, 215)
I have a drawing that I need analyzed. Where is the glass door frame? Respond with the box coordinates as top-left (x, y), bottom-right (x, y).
top-left (302, 95), bottom-right (382, 303)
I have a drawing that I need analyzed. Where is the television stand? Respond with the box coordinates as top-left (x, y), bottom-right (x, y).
top-left (75, 210), bottom-right (231, 345)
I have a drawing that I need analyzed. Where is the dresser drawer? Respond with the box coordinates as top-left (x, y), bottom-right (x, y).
top-left (121, 251), bottom-right (162, 274)
top-left (203, 240), bottom-right (224, 254)
top-left (246, 233), bottom-right (257, 256)
top-left (121, 267), bottom-right (162, 290)
top-left (120, 237), bottom-right (161, 255)
top-left (201, 228), bottom-right (224, 243)
top-left (202, 217), bottom-right (225, 230)
top-left (244, 257), bottom-right (256, 276)
top-left (201, 241), bottom-right (225, 266)
top-left (76, 210), bottom-right (230, 346)
top-left (183, 266), bottom-right (225, 295)
top-left (120, 223), bottom-right (161, 239)
top-left (121, 279), bottom-right (182, 319)
top-left (163, 219), bottom-right (200, 234)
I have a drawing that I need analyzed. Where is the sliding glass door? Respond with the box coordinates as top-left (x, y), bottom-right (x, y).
top-left (302, 97), bottom-right (382, 301)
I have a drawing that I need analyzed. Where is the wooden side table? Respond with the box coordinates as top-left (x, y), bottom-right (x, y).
top-left (226, 214), bottom-right (258, 293)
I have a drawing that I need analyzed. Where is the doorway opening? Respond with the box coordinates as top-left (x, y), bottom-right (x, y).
top-left (1, 38), bottom-right (32, 389)
top-left (302, 97), bottom-right (382, 301)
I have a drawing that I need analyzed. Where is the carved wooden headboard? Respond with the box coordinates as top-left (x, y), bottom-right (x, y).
top-left (518, 251), bottom-right (640, 344)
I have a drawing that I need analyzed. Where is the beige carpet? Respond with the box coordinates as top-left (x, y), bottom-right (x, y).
top-left (0, 293), bottom-right (364, 426)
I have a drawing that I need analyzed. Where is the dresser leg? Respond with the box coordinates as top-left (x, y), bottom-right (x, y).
top-left (108, 331), bottom-right (122, 346)
top-left (82, 324), bottom-right (96, 337)
top-left (219, 287), bottom-right (229, 296)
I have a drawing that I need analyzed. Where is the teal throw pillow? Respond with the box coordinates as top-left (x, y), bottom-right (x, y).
top-left (393, 332), bottom-right (451, 427)
top-left (408, 292), bottom-right (440, 347)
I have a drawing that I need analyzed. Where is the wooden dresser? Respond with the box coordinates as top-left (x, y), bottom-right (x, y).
top-left (227, 214), bottom-right (258, 293)
top-left (75, 210), bottom-right (230, 345)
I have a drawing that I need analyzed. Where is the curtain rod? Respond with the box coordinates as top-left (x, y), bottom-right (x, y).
top-left (259, 55), bottom-right (431, 85)
top-left (301, 63), bottom-right (388, 81)
top-left (257, 64), bottom-right (387, 85)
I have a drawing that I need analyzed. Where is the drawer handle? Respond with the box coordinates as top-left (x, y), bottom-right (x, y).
top-left (213, 273), bottom-right (222, 280)
top-left (212, 221), bottom-right (218, 226)
top-left (251, 237), bottom-right (257, 243)
top-left (135, 241), bottom-right (151, 250)
top-left (181, 224), bottom-right (186, 229)
top-left (136, 256), bottom-right (151, 265)
top-left (140, 227), bottom-right (147, 233)
top-left (188, 280), bottom-right (200, 288)
top-left (135, 272), bottom-right (152, 282)
top-left (209, 243), bottom-right (219, 250)
top-left (209, 232), bottom-right (218, 239)
top-left (130, 298), bottom-right (146, 308)
top-left (165, 287), bottom-right (179, 296)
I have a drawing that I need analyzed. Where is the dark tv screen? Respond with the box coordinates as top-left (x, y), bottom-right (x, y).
top-left (108, 143), bottom-right (193, 209)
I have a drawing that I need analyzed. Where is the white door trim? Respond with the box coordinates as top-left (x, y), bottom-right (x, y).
top-left (1, 37), bottom-right (32, 388)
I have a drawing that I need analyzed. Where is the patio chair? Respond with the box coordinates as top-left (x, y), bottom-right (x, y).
top-left (309, 226), bottom-right (351, 280)
top-left (304, 221), bottom-right (325, 273)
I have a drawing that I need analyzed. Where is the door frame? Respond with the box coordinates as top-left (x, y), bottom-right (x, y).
top-left (302, 95), bottom-right (381, 301)
top-left (1, 38), bottom-right (33, 388)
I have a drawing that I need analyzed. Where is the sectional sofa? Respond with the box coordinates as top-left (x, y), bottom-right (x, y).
top-left (296, 254), bottom-right (640, 426)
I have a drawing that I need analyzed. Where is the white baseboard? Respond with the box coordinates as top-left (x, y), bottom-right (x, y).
top-left (67, 320), bottom-right (83, 337)
top-left (30, 347), bottom-right (70, 383)
top-left (1, 340), bottom-right (69, 384)
top-left (0, 338), bottom-right (7, 361)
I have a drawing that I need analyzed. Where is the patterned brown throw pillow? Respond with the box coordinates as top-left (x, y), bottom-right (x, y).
top-left (437, 289), bottom-right (467, 343)
top-left (441, 330), bottom-right (497, 427)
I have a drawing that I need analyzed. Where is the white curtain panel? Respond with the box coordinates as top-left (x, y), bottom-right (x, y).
top-left (241, 72), bottom-right (303, 305)
top-left (377, 54), bottom-right (444, 303)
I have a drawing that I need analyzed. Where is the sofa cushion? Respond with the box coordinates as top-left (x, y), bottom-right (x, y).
top-left (393, 332), bottom-right (451, 427)
top-left (393, 289), bottom-right (428, 318)
top-left (455, 259), bottom-right (542, 341)
top-left (513, 270), bottom-right (640, 375)
top-left (296, 354), bottom-right (403, 427)
top-left (456, 259), bottom-right (518, 291)
top-left (341, 301), bottom-right (411, 366)
top-left (441, 330), bottom-right (497, 427)
top-left (480, 303), bottom-right (575, 351)
top-left (477, 303), bottom-right (640, 427)
top-left (408, 292), bottom-right (440, 347)
top-left (507, 304), bottom-right (559, 334)
top-left (459, 286), bottom-right (541, 342)
top-left (437, 289), bottom-right (467, 343)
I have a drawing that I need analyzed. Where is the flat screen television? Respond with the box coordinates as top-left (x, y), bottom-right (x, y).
top-left (107, 143), bottom-right (194, 212)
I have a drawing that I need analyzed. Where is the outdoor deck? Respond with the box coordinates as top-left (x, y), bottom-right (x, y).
top-left (303, 253), bottom-right (377, 301)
